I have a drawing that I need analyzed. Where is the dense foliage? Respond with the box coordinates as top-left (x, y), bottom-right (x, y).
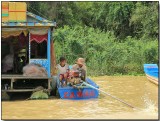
top-left (54, 26), bottom-right (158, 76)
top-left (27, 1), bottom-right (158, 76)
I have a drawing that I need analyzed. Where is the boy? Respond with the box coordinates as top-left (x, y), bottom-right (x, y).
top-left (57, 57), bottom-right (69, 86)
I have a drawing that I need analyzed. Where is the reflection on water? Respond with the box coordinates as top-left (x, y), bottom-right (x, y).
top-left (2, 76), bottom-right (158, 119)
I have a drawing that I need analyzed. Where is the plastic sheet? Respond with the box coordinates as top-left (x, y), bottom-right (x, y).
top-left (23, 63), bottom-right (48, 77)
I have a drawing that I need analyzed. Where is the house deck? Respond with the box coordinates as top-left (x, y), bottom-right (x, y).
top-left (2, 74), bottom-right (52, 92)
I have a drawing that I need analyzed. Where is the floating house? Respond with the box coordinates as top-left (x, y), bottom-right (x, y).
top-left (2, 2), bottom-right (57, 96)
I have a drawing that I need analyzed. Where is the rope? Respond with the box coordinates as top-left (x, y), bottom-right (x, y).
top-left (82, 81), bottom-right (141, 110)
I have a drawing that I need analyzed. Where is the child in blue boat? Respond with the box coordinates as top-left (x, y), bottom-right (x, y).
top-left (57, 57), bottom-right (69, 86)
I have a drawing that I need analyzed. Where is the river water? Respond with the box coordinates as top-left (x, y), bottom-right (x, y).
top-left (2, 76), bottom-right (158, 119)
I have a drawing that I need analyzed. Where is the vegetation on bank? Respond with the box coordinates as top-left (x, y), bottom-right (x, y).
top-left (27, 1), bottom-right (158, 76)
top-left (54, 25), bottom-right (158, 76)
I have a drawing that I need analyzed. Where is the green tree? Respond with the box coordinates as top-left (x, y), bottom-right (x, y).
top-left (130, 2), bottom-right (158, 39)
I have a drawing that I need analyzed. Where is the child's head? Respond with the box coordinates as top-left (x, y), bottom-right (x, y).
top-left (60, 57), bottom-right (66, 66)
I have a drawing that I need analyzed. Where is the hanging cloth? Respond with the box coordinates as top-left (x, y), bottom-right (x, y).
top-left (30, 33), bottom-right (48, 43)
top-left (2, 28), bottom-right (28, 38)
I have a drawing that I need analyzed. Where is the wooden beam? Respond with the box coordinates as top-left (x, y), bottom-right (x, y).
top-left (2, 75), bottom-right (52, 80)
top-left (2, 89), bottom-right (41, 92)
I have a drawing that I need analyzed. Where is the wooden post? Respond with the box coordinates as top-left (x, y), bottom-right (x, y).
top-left (48, 78), bottom-right (51, 90)
top-left (11, 78), bottom-right (14, 89)
top-left (51, 41), bottom-right (57, 76)
top-left (29, 32), bottom-right (30, 63)
top-left (51, 40), bottom-right (53, 75)
top-left (47, 28), bottom-right (51, 77)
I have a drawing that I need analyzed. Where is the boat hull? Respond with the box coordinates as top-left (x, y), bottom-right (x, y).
top-left (146, 74), bottom-right (158, 85)
top-left (144, 64), bottom-right (158, 85)
top-left (58, 78), bottom-right (99, 100)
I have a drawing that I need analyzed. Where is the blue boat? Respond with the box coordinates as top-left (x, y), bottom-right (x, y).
top-left (143, 64), bottom-right (158, 85)
top-left (57, 78), bottom-right (99, 100)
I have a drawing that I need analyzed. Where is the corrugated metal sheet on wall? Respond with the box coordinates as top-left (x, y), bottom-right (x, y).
top-left (2, 2), bottom-right (27, 22)
top-left (2, 2), bottom-right (9, 22)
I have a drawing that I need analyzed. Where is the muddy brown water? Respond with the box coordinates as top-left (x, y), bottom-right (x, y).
top-left (2, 76), bottom-right (158, 119)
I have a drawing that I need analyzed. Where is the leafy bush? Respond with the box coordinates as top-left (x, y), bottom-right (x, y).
top-left (53, 25), bottom-right (158, 76)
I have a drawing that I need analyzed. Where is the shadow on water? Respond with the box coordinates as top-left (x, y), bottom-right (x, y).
top-left (2, 92), bottom-right (32, 101)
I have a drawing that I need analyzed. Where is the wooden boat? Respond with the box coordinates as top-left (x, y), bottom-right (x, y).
top-left (143, 64), bottom-right (158, 85)
top-left (57, 78), bottom-right (99, 100)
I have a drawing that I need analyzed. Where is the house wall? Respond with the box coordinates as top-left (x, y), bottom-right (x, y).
top-left (29, 28), bottom-right (51, 77)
